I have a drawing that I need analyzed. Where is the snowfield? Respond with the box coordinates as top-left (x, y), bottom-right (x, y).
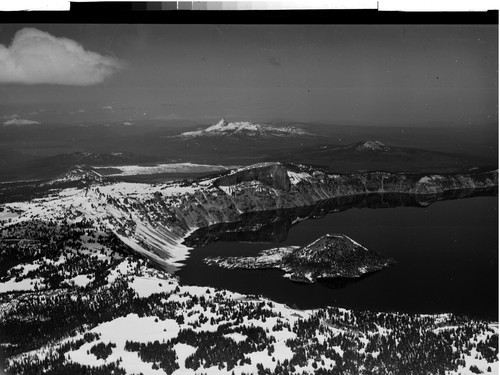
top-left (129, 275), bottom-right (177, 298)
top-left (66, 314), bottom-right (180, 372)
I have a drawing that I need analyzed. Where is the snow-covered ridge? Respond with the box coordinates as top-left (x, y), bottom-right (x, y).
top-left (178, 118), bottom-right (313, 138)
top-left (232, 161), bottom-right (283, 173)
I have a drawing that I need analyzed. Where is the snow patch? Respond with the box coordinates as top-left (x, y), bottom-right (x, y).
top-left (129, 276), bottom-right (177, 298)
top-left (70, 274), bottom-right (92, 288)
top-left (0, 276), bottom-right (44, 293)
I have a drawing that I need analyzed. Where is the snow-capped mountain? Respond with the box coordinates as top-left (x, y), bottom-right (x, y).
top-left (354, 140), bottom-right (391, 152)
top-left (178, 118), bottom-right (313, 138)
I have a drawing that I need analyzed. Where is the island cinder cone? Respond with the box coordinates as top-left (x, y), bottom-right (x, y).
top-left (205, 233), bottom-right (394, 284)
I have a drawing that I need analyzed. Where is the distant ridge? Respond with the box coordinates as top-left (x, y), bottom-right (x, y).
top-left (353, 140), bottom-right (391, 152)
top-left (269, 139), bottom-right (491, 174)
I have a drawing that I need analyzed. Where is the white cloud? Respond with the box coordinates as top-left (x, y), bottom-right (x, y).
top-left (3, 118), bottom-right (40, 126)
top-left (0, 28), bottom-right (122, 86)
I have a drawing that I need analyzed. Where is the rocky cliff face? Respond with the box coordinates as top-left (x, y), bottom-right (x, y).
top-left (213, 162), bottom-right (291, 191)
top-left (184, 188), bottom-right (497, 247)
top-left (168, 164), bottom-right (497, 232)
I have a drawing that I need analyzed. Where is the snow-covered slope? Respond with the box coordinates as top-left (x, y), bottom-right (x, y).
top-left (178, 118), bottom-right (313, 138)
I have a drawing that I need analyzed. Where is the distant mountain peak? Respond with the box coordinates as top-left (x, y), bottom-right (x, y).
top-left (355, 140), bottom-right (390, 152)
top-left (178, 118), bottom-right (313, 138)
top-left (215, 117), bottom-right (228, 127)
top-left (47, 166), bottom-right (103, 186)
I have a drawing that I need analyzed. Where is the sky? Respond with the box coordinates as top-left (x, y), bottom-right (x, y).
top-left (0, 23), bottom-right (497, 126)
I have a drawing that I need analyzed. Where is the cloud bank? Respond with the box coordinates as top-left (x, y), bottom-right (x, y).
top-left (0, 28), bottom-right (122, 85)
top-left (3, 118), bottom-right (40, 126)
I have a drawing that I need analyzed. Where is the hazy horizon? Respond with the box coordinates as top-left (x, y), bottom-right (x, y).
top-left (0, 24), bottom-right (497, 127)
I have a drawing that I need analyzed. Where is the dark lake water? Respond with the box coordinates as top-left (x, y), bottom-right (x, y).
top-left (177, 196), bottom-right (498, 320)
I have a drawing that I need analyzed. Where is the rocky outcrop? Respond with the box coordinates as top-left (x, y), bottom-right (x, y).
top-left (176, 168), bottom-right (497, 235)
top-left (204, 234), bottom-right (394, 283)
